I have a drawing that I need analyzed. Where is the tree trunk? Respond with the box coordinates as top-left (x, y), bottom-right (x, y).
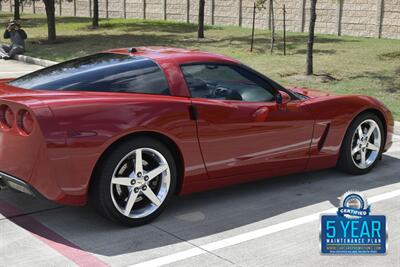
top-left (270, 0), bottom-right (275, 54)
top-left (306, 0), bottom-right (317, 75)
top-left (92, 0), bottom-right (99, 28)
top-left (44, 0), bottom-right (57, 42)
top-left (14, 0), bottom-right (20, 20)
top-left (197, 0), bottom-right (205, 39)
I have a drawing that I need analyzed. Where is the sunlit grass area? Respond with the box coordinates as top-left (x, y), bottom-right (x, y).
top-left (1, 12), bottom-right (399, 119)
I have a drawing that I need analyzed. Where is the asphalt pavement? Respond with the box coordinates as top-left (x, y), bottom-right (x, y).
top-left (0, 60), bottom-right (399, 267)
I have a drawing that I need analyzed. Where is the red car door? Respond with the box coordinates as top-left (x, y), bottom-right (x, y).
top-left (181, 63), bottom-right (314, 179)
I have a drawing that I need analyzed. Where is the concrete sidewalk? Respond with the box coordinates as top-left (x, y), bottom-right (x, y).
top-left (0, 59), bottom-right (42, 78)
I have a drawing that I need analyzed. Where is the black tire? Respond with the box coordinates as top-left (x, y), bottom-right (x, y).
top-left (337, 112), bottom-right (384, 175)
top-left (90, 137), bottom-right (177, 226)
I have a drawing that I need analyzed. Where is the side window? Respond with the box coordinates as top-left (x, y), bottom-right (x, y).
top-left (181, 64), bottom-right (275, 102)
top-left (96, 61), bottom-right (170, 95)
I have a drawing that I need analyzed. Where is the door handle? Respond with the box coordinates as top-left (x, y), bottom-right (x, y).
top-left (252, 106), bottom-right (269, 122)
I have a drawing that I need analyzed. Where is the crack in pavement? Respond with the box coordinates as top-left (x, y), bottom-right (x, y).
top-left (150, 223), bottom-right (244, 267)
top-left (0, 205), bottom-right (65, 221)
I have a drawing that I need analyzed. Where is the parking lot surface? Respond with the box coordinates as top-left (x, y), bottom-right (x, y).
top-left (1, 61), bottom-right (399, 267)
top-left (0, 60), bottom-right (42, 79)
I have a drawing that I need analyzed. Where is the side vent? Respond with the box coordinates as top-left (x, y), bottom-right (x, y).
top-left (317, 123), bottom-right (331, 151)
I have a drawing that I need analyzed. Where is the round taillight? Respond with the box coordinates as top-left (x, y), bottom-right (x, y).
top-left (19, 110), bottom-right (34, 134)
top-left (4, 107), bottom-right (14, 128)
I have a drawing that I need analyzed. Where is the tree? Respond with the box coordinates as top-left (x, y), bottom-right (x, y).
top-left (197, 0), bottom-right (205, 38)
top-left (92, 0), bottom-right (99, 28)
top-left (306, 0), bottom-right (317, 75)
top-left (269, 0), bottom-right (275, 54)
top-left (14, 0), bottom-right (21, 20)
top-left (255, 0), bottom-right (275, 54)
top-left (43, 0), bottom-right (56, 41)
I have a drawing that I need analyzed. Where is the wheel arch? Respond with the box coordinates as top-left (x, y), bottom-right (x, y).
top-left (88, 131), bottom-right (185, 196)
top-left (336, 107), bottom-right (387, 173)
top-left (340, 108), bottom-right (387, 154)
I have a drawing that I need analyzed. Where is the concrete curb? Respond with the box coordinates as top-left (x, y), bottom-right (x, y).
top-left (394, 121), bottom-right (400, 136)
top-left (14, 54), bottom-right (57, 67)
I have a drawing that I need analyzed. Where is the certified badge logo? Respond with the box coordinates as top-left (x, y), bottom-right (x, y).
top-left (320, 191), bottom-right (387, 255)
top-left (338, 191), bottom-right (370, 219)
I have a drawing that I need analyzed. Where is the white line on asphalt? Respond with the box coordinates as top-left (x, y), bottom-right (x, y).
top-left (130, 188), bottom-right (400, 267)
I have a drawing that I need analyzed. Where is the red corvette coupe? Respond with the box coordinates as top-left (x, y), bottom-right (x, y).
top-left (0, 47), bottom-right (394, 225)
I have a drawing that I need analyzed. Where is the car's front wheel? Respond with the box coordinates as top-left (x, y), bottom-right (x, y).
top-left (338, 112), bottom-right (384, 175)
top-left (91, 137), bottom-right (177, 226)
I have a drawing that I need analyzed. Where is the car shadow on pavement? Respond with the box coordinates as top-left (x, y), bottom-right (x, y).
top-left (0, 154), bottom-right (399, 257)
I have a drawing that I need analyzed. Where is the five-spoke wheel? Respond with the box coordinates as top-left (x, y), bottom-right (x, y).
top-left (338, 112), bottom-right (384, 174)
top-left (350, 119), bottom-right (381, 169)
top-left (91, 137), bottom-right (176, 226)
top-left (110, 148), bottom-right (170, 218)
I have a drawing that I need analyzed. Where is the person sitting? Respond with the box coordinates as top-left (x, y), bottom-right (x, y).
top-left (0, 20), bottom-right (27, 60)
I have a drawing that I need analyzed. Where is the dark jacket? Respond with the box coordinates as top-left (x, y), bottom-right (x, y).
top-left (4, 29), bottom-right (27, 49)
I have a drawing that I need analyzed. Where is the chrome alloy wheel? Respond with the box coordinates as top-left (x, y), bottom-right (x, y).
top-left (110, 148), bottom-right (171, 219)
top-left (351, 119), bottom-right (382, 169)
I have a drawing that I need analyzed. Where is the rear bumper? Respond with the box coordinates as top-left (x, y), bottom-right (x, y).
top-left (0, 171), bottom-right (43, 198)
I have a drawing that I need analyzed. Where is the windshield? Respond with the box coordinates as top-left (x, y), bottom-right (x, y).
top-left (9, 53), bottom-right (170, 95)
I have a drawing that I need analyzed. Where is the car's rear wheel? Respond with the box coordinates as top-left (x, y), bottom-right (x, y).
top-left (91, 137), bottom-right (177, 226)
top-left (337, 112), bottom-right (384, 175)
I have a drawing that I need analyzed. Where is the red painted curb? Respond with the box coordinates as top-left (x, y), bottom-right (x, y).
top-left (0, 201), bottom-right (109, 267)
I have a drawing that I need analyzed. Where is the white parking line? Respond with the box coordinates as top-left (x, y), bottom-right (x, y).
top-left (130, 188), bottom-right (400, 267)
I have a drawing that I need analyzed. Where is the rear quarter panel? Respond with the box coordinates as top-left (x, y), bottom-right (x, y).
top-left (33, 93), bottom-right (206, 204)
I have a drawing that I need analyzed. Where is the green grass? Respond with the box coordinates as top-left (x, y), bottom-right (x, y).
top-left (1, 12), bottom-right (400, 119)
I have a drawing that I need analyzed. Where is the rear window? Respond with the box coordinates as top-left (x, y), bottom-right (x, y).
top-left (9, 53), bottom-right (170, 95)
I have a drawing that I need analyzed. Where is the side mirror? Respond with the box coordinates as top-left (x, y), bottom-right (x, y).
top-left (276, 91), bottom-right (291, 105)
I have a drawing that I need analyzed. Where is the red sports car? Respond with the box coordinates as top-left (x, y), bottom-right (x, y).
top-left (0, 47), bottom-right (394, 225)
